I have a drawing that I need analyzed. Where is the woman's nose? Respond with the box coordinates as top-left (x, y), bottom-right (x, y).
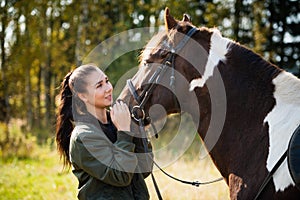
top-left (105, 83), bottom-right (113, 92)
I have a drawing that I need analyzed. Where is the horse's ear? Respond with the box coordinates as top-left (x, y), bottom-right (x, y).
top-left (182, 14), bottom-right (190, 22)
top-left (164, 7), bottom-right (177, 31)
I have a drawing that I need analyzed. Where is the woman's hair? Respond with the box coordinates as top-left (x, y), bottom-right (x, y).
top-left (55, 64), bottom-right (99, 168)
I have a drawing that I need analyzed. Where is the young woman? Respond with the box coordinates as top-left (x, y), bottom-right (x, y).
top-left (55, 64), bottom-right (152, 200)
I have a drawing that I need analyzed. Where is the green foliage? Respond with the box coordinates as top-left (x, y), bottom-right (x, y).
top-left (0, 0), bottom-right (299, 146)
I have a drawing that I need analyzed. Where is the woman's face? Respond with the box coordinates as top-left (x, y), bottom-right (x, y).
top-left (81, 68), bottom-right (113, 109)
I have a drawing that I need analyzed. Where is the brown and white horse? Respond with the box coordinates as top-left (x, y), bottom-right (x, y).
top-left (118, 8), bottom-right (300, 199)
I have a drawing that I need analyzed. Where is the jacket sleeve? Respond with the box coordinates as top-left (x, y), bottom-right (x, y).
top-left (70, 125), bottom-right (138, 187)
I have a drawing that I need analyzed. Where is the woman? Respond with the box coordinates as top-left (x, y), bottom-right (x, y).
top-left (55, 64), bottom-right (152, 200)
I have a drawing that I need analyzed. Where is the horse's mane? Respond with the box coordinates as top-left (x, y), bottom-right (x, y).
top-left (227, 40), bottom-right (282, 80)
top-left (228, 39), bottom-right (300, 105)
top-left (139, 22), bottom-right (283, 79)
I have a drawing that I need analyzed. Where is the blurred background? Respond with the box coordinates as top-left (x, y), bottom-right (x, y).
top-left (0, 0), bottom-right (299, 199)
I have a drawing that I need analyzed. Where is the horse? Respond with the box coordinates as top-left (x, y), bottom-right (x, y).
top-left (118, 8), bottom-right (300, 199)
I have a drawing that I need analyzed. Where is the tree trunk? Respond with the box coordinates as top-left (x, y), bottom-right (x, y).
top-left (75, 0), bottom-right (89, 66)
top-left (0, 0), bottom-right (10, 144)
top-left (42, 3), bottom-right (54, 126)
top-left (24, 4), bottom-right (33, 131)
top-left (44, 35), bottom-right (52, 126)
top-left (233, 0), bottom-right (243, 41)
top-left (36, 64), bottom-right (42, 128)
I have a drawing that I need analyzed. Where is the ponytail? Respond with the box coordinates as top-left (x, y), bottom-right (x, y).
top-left (55, 72), bottom-right (74, 168)
top-left (55, 64), bottom-right (99, 168)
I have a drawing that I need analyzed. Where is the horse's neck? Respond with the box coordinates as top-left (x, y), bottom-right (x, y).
top-left (202, 43), bottom-right (300, 186)
top-left (194, 43), bottom-right (282, 176)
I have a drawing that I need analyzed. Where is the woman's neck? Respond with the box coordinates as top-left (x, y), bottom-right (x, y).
top-left (86, 106), bottom-right (108, 124)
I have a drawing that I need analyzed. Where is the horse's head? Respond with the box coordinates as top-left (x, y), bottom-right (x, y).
top-left (119, 8), bottom-right (215, 128)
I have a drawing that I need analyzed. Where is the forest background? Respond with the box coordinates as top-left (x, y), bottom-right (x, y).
top-left (0, 0), bottom-right (299, 199)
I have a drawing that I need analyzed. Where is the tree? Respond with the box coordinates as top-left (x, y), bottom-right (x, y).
top-left (268, 0), bottom-right (300, 76)
top-left (0, 0), bottom-right (299, 146)
top-left (0, 0), bottom-right (11, 145)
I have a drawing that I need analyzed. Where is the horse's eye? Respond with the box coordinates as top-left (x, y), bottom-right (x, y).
top-left (144, 57), bottom-right (154, 65)
top-left (177, 26), bottom-right (183, 32)
top-left (156, 48), bottom-right (169, 59)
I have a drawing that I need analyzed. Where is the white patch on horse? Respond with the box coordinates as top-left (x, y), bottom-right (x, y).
top-left (264, 71), bottom-right (300, 192)
top-left (140, 31), bottom-right (165, 65)
top-left (189, 29), bottom-right (231, 91)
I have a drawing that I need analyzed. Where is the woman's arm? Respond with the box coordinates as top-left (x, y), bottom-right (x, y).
top-left (70, 125), bottom-right (138, 187)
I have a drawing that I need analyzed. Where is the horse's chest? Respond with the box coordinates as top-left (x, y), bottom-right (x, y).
top-left (264, 95), bottom-right (300, 192)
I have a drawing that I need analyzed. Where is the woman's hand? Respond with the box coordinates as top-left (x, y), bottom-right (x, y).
top-left (110, 101), bottom-right (131, 132)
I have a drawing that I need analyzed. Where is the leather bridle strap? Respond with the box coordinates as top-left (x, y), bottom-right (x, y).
top-left (173, 27), bottom-right (198, 52)
top-left (127, 27), bottom-right (199, 122)
top-left (127, 79), bottom-right (141, 104)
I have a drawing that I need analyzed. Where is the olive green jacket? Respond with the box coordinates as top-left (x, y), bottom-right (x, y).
top-left (69, 122), bottom-right (152, 200)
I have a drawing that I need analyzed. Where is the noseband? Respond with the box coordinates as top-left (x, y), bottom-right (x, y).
top-left (127, 27), bottom-right (198, 123)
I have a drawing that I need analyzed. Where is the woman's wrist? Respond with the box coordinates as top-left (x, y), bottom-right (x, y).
top-left (117, 126), bottom-right (130, 132)
top-left (117, 130), bottom-right (133, 142)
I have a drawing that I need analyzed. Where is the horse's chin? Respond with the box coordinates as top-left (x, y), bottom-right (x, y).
top-left (168, 107), bottom-right (181, 115)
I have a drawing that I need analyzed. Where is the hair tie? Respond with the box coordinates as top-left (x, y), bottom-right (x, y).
top-left (61, 71), bottom-right (74, 99)
top-left (64, 71), bottom-right (73, 83)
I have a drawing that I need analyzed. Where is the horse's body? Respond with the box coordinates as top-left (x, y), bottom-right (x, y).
top-left (118, 8), bottom-right (300, 199)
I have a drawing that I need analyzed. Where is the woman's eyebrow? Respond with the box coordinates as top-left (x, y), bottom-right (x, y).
top-left (94, 77), bottom-right (108, 86)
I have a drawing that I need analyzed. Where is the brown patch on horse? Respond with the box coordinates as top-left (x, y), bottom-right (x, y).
top-left (229, 173), bottom-right (246, 200)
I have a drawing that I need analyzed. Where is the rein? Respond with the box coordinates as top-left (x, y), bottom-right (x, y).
top-left (126, 27), bottom-right (223, 199)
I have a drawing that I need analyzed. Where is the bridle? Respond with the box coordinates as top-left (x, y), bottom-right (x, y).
top-left (126, 27), bottom-right (223, 200)
top-left (127, 27), bottom-right (198, 125)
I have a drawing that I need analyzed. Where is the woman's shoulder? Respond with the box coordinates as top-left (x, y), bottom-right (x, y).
top-left (71, 122), bottom-right (108, 142)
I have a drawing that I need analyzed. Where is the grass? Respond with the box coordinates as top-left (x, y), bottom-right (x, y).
top-left (0, 146), bottom-right (77, 200)
top-left (0, 115), bottom-right (230, 199)
top-left (144, 114), bottom-right (229, 199)
top-left (0, 144), bottom-right (229, 200)
top-left (146, 135), bottom-right (229, 199)
top-left (145, 156), bottom-right (229, 200)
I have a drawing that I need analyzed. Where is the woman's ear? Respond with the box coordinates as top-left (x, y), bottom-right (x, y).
top-left (77, 93), bottom-right (88, 103)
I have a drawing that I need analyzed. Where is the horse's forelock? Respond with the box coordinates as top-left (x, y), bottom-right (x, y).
top-left (139, 31), bottom-right (167, 64)
top-left (139, 22), bottom-right (199, 65)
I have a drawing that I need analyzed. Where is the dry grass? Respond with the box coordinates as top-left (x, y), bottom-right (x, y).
top-left (144, 114), bottom-right (230, 200)
top-left (145, 156), bottom-right (229, 200)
